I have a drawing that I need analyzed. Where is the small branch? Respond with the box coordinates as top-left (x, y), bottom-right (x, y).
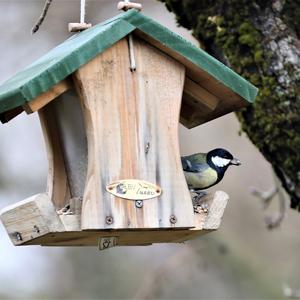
top-left (249, 185), bottom-right (278, 209)
top-left (31, 0), bottom-right (53, 34)
top-left (249, 172), bottom-right (286, 230)
top-left (264, 174), bottom-right (286, 229)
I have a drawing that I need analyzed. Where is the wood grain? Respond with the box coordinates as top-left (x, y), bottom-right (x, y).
top-left (50, 90), bottom-right (88, 199)
top-left (181, 77), bottom-right (221, 128)
top-left (68, 23), bottom-right (92, 32)
top-left (26, 229), bottom-right (205, 246)
top-left (25, 188), bottom-right (228, 246)
top-left (203, 191), bottom-right (229, 230)
top-left (39, 105), bottom-right (71, 209)
top-left (0, 191), bottom-right (227, 246)
top-left (0, 193), bottom-right (64, 245)
top-left (74, 37), bottom-right (194, 230)
top-left (134, 30), bottom-right (246, 129)
top-left (183, 77), bottom-right (219, 111)
top-left (59, 197), bottom-right (82, 231)
top-left (24, 79), bottom-right (71, 114)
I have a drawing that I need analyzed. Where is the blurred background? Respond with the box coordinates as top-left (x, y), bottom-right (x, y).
top-left (0, 1), bottom-right (300, 299)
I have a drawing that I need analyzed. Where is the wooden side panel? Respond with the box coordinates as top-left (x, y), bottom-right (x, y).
top-left (51, 90), bottom-right (88, 198)
top-left (184, 77), bottom-right (219, 111)
top-left (74, 37), bottom-right (194, 230)
top-left (39, 104), bottom-right (71, 209)
top-left (181, 77), bottom-right (220, 127)
top-left (134, 30), bottom-right (248, 128)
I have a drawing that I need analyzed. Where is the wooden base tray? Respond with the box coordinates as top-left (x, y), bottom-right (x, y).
top-left (0, 191), bottom-right (228, 248)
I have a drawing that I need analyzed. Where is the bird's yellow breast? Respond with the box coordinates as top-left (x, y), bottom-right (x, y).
top-left (184, 168), bottom-right (218, 190)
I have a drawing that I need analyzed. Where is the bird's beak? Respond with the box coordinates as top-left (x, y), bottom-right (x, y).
top-left (230, 157), bottom-right (241, 166)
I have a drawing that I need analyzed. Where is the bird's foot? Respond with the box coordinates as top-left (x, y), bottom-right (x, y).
top-left (192, 191), bottom-right (207, 206)
top-left (192, 191), bottom-right (209, 214)
top-left (57, 204), bottom-right (74, 215)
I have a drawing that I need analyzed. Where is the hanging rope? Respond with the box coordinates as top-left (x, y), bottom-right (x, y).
top-left (118, 0), bottom-right (142, 71)
top-left (80, 0), bottom-right (86, 24)
top-left (128, 35), bottom-right (136, 71)
top-left (125, 0), bottom-right (136, 71)
top-left (31, 0), bottom-right (53, 34)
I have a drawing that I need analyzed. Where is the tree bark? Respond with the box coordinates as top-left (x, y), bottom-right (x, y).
top-left (159, 0), bottom-right (300, 210)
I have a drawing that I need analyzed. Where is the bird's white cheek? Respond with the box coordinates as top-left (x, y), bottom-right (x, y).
top-left (212, 156), bottom-right (231, 167)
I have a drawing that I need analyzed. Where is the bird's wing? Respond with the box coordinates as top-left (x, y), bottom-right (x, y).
top-left (181, 153), bottom-right (207, 173)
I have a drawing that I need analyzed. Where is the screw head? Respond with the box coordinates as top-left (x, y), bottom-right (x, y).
top-left (145, 142), bottom-right (150, 154)
top-left (135, 200), bottom-right (143, 208)
top-left (13, 232), bottom-right (23, 241)
top-left (170, 215), bottom-right (177, 224)
top-left (33, 225), bottom-right (40, 234)
top-left (105, 216), bottom-right (114, 225)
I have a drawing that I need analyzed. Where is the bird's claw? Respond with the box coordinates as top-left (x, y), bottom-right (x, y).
top-left (190, 191), bottom-right (208, 214)
top-left (192, 191), bottom-right (207, 206)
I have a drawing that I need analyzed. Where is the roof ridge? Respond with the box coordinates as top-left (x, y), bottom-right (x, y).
top-left (0, 9), bottom-right (257, 116)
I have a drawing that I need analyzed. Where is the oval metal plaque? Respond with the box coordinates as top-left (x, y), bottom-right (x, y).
top-left (106, 179), bottom-right (162, 200)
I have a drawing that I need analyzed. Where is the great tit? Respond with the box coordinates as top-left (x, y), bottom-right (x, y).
top-left (181, 148), bottom-right (241, 211)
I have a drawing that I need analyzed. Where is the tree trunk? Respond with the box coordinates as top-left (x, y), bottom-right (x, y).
top-left (160, 0), bottom-right (300, 210)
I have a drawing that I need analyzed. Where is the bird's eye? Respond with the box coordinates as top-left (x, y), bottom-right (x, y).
top-left (224, 153), bottom-right (232, 159)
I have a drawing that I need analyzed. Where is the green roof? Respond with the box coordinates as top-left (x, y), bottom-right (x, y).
top-left (0, 9), bottom-right (258, 114)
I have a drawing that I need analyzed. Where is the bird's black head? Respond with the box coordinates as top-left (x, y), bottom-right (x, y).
top-left (207, 148), bottom-right (241, 173)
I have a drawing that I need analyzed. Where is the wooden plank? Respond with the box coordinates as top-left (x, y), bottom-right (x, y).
top-left (50, 90), bottom-right (88, 198)
top-left (134, 30), bottom-right (241, 103)
top-left (183, 77), bottom-right (219, 111)
top-left (22, 228), bottom-right (208, 247)
top-left (59, 197), bottom-right (82, 231)
top-left (183, 99), bottom-right (246, 129)
top-left (0, 193), bottom-right (65, 246)
top-left (23, 80), bottom-right (71, 114)
top-left (203, 191), bottom-right (229, 230)
top-left (39, 105), bottom-right (71, 210)
top-left (68, 23), bottom-right (92, 32)
top-left (117, 1), bottom-right (142, 11)
top-left (180, 94), bottom-right (212, 128)
top-left (0, 106), bottom-right (24, 123)
top-left (0, 191), bottom-right (228, 247)
top-left (168, 191), bottom-right (229, 243)
top-left (23, 191), bottom-right (226, 245)
top-left (190, 191), bottom-right (229, 229)
top-left (74, 36), bottom-right (194, 231)
top-left (134, 30), bottom-right (246, 128)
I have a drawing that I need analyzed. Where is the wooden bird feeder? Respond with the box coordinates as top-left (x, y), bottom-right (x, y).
top-left (0, 10), bottom-right (257, 248)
